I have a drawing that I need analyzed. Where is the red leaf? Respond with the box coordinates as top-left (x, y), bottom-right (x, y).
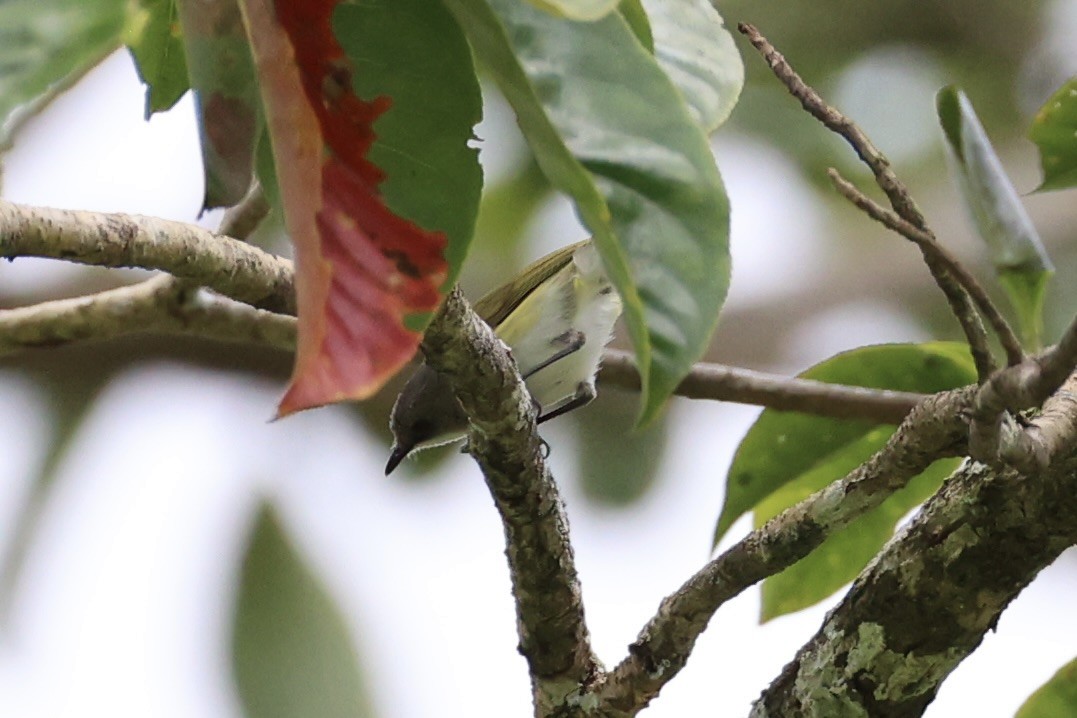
top-left (240, 0), bottom-right (449, 416)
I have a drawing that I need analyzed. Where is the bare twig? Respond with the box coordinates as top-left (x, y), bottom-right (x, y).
top-left (218, 182), bottom-right (271, 241)
top-left (600, 348), bottom-right (924, 424)
top-left (420, 287), bottom-right (599, 715)
top-left (0, 198), bottom-right (293, 314)
top-left (828, 169), bottom-right (1025, 371)
top-left (594, 388), bottom-right (973, 712)
top-left (737, 23), bottom-right (1025, 378)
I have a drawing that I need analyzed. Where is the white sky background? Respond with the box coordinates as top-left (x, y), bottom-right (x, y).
top-left (0, 42), bottom-right (1075, 718)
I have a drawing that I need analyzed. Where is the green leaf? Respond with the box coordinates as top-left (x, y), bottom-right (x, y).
top-left (714, 342), bottom-right (977, 545)
top-left (175, 0), bottom-right (260, 209)
top-left (756, 438), bottom-right (960, 621)
top-left (641, 0), bottom-right (743, 132)
top-left (617, 0), bottom-right (653, 53)
top-left (937, 86), bottom-right (1054, 348)
top-left (1017, 657), bottom-right (1077, 718)
top-left (233, 504), bottom-right (376, 718)
top-left (575, 387), bottom-right (669, 506)
top-left (1029, 76), bottom-right (1077, 192)
top-left (334, 0), bottom-right (483, 288)
top-left (444, 0), bottom-right (731, 425)
top-left (126, 0), bottom-right (189, 117)
top-left (527, 0), bottom-right (620, 22)
top-left (0, 0), bottom-right (126, 152)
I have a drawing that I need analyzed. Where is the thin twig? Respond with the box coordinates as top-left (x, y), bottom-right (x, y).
top-left (600, 348), bottom-right (924, 424)
top-left (737, 23), bottom-right (1025, 378)
top-left (828, 168), bottom-right (1025, 369)
top-left (594, 387), bottom-right (974, 711)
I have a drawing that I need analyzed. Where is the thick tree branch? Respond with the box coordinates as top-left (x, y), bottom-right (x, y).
top-left (593, 388), bottom-right (973, 714)
top-left (0, 198), bottom-right (295, 314)
top-left (753, 371), bottom-right (1077, 717)
top-left (599, 349), bottom-right (924, 424)
top-left (420, 287), bottom-right (600, 716)
top-left (737, 23), bottom-right (1024, 378)
top-left (0, 274), bottom-right (296, 355)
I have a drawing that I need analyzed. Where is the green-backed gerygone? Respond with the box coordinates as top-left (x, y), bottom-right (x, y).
top-left (385, 239), bottom-right (622, 474)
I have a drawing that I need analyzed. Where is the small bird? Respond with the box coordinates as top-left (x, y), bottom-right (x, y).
top-left (385, 239), bottom-right (622, 474)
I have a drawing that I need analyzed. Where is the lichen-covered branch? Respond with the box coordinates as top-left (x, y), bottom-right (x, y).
top-left (0, 273), bottom-right (296, 356)
top-left (752, 372), bottom-right (1077, 717)
top-left (420, 287), bottom-right (600, 716)
top-left (593, 388), bottom-right (973, 714)
top-left (0, 198), bottom-right (295, 314)
top-left (599, 349), bottom-right (924, 424)
top-left (969, 315), bottom-right (1077, 468)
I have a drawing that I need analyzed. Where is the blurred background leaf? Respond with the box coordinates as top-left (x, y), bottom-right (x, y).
top-left (233, 503), bottom-right (376, 718)
top-left (0, 0), bottom-right (126, 158)
top-left (126, 0), bottom-right (189, 117)
top-left (1017, 656), bottom-right (1077, 718)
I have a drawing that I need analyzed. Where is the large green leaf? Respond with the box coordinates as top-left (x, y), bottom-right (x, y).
top-left (0, 0), bottom-right (126, 152)
top-left (233, 504), bottom-right (376, 718)
top-left (714, 342), bottom-right (977, 545)
top-left (334, 0), bottom-right (483, 290)
top-left (1029, 75), bottom-right (1077, 192)
top-left (937, 86), bottom-right (1054, 348)
top-left (641, 0), bottom-right (743, 132)
top-left (176, 0), bottom-right (260, 209)
top-left (443, 0), bottom-right (732, 424)
top-left (126, 0), bottom-right (189, 117)
top-left (527, 0), bottom-right (620, 21)
top-left (1017, 657), bottom-right (1077, 718)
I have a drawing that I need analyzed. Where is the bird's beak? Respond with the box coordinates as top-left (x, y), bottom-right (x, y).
top-left (385, 445), bottom-right (409, 475)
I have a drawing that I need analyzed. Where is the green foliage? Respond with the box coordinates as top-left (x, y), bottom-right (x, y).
top-left (714, 342), bottom-right (977, 545)
top-left (174, 0), bottom-right (259, 209)
top-left (0, 0), bottom-right (126, 151)
top-left (715, 343), bottom-right (977, 619)
top-left (641, 0), bottom-right (743, 132)
top-left (334, 0), bottom-right (482, 289)
top-left (527, 0), bottom-right (620, 21)
top-left (1029, 76), bottom-right (1077, 192)
top-left (233, 505), bottom-right (375, 718)
top-left (937, 86), bottom-right (1054, 348)
top-left (126, 0), bottom-right (188, 117)
top-left (443, 0), bottom-right (735, 425)
top-left (574, 388), bottom-right (669, 506)
top-left (1017, 657), bottom-right (1077, 718)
